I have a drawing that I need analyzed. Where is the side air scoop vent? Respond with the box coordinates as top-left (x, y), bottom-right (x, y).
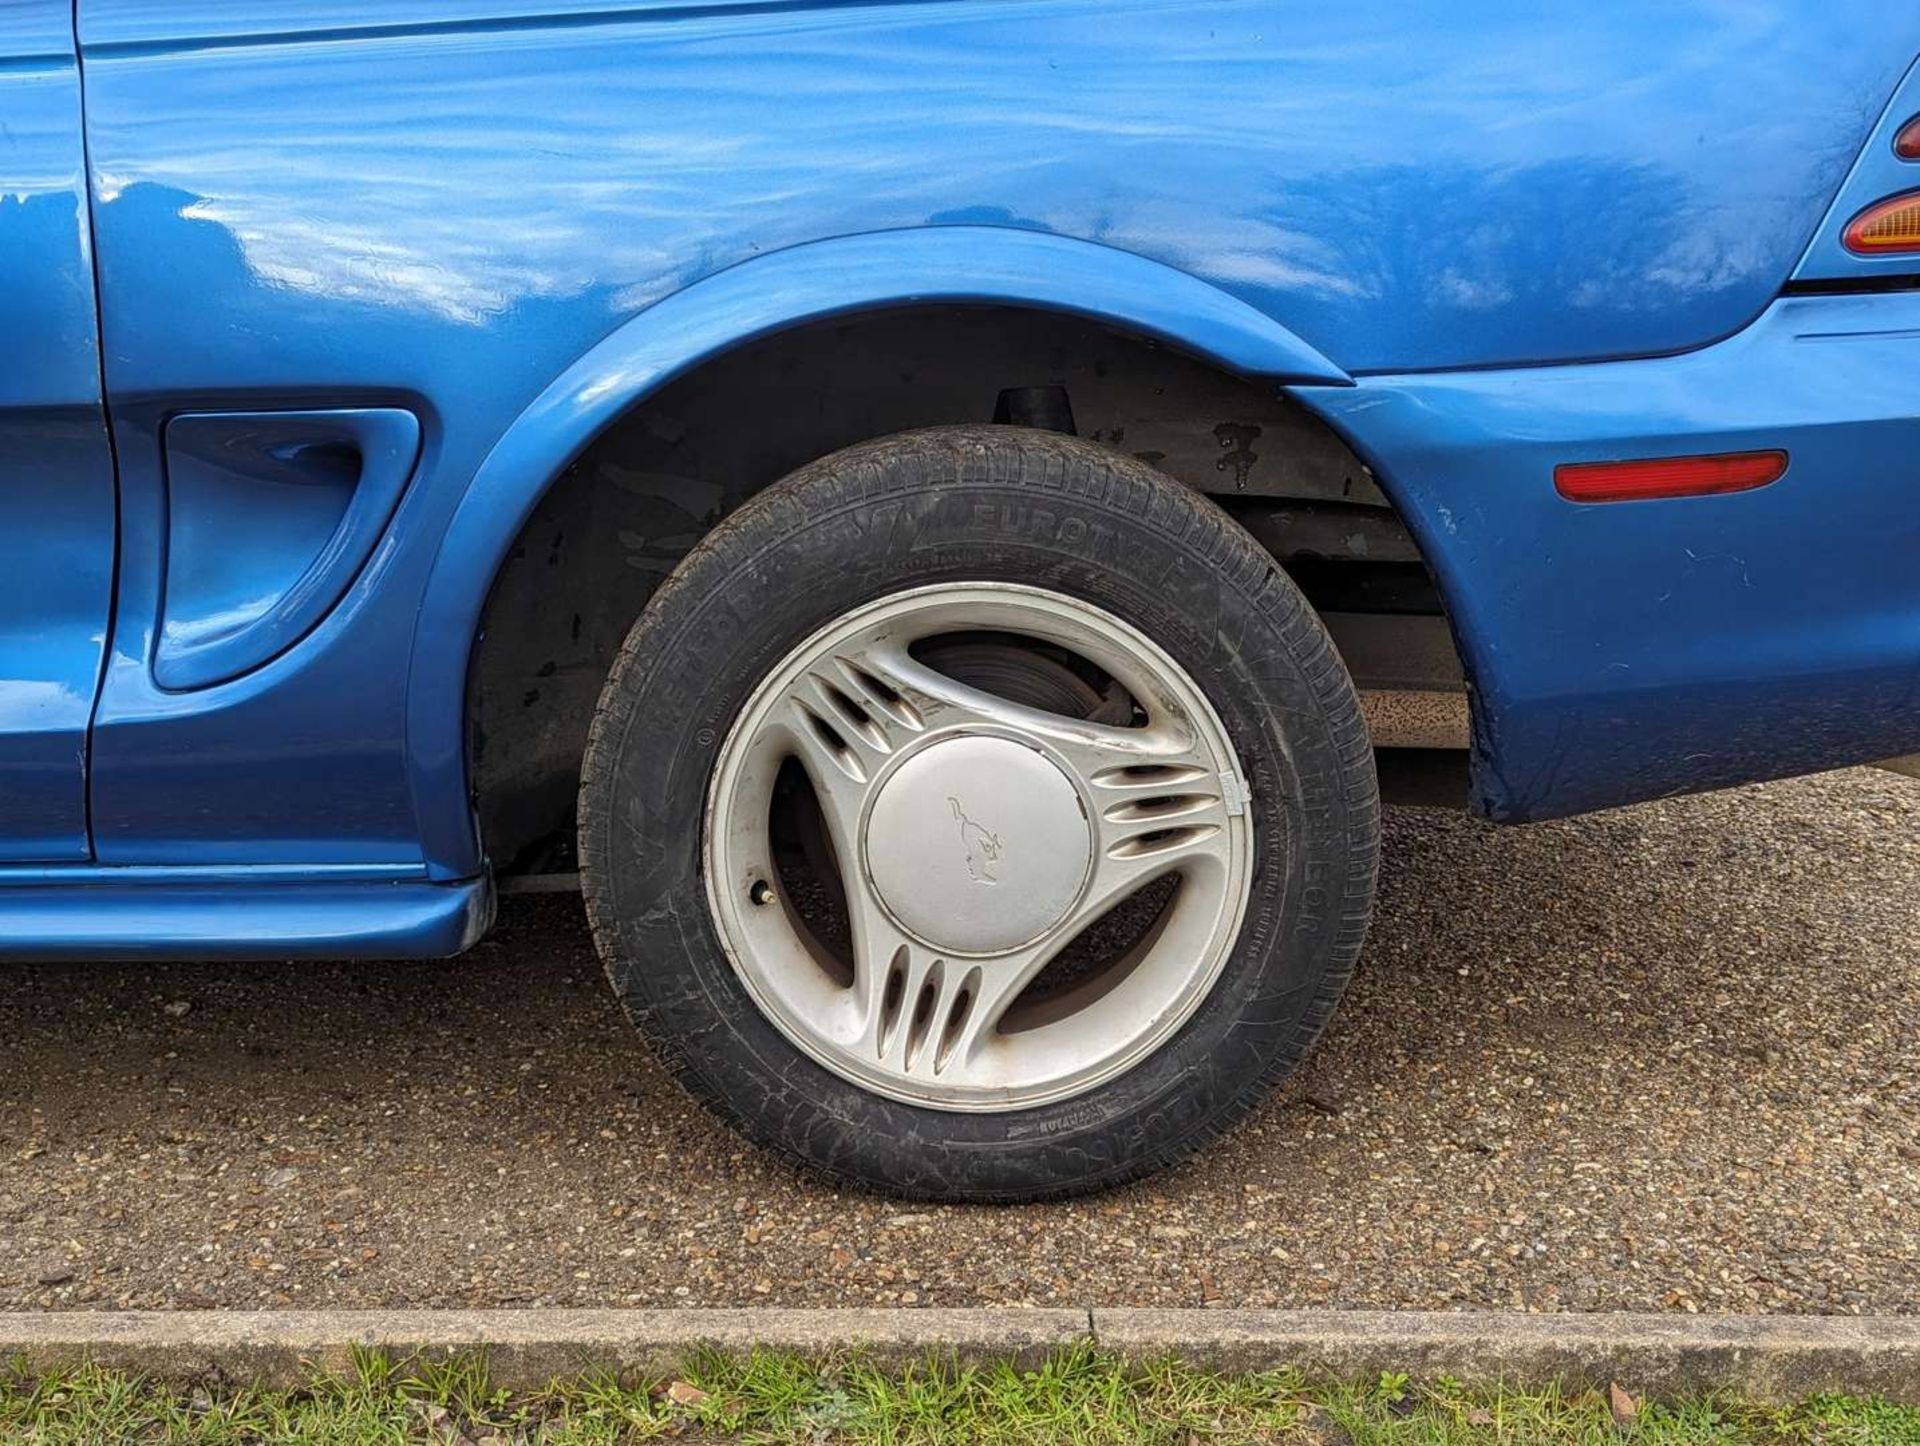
top-left (155, 408), bottom-right (421, 691)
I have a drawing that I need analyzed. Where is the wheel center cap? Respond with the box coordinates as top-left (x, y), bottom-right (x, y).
top-left (862, 735), bottom-right (1093, 956)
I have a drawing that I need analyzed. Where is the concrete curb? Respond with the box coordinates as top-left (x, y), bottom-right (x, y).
top-left (1094, 1309), bottom-right (1920, 1404)
top-left (1, 1308), bottom-right (1916, 1403)
top-left (0, 1309), bottom-right (1088, 1386)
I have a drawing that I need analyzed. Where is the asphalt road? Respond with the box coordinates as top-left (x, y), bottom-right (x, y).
top-left (3, 770), bottom-right (1917, 1316)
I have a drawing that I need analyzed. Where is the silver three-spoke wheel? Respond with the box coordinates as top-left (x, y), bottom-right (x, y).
top-left (705, 583), bottom-right (1254, 1111)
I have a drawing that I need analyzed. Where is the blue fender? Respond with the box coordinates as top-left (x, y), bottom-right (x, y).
top-left (406, 225), bottom-right (1351, 876)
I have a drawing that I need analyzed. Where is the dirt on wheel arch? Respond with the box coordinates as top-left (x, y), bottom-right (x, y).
top-left (1, 769), bottom-right (1916, 1316)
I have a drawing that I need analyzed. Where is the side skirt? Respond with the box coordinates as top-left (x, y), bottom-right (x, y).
top-left (0, 868), bottom-right (491, 961)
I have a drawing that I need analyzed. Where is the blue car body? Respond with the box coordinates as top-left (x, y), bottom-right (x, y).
top-left (3, 0), bottom-right (1919, 956)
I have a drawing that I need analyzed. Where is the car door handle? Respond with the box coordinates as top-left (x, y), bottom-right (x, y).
top-left (154, 408), bottom-right (422, 691)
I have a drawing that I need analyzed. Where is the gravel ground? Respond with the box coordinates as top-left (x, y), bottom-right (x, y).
top-left (3, 770), bottom-right (1917, 1317)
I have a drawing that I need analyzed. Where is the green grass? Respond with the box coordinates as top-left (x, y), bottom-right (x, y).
top-left (3, 1343), bottom-right (1917, 1444)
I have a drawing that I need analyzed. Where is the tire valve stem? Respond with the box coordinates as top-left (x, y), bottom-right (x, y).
top-left (749, 879), bottom-right (775, 906)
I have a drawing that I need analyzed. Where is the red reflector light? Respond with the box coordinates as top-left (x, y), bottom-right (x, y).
top-left (1843, 191), bottom-right (1920, 254)
top-left (1898, 116), bottom-right (1920, 161)
top-left (1554, 450), bottom-right (1787, 504)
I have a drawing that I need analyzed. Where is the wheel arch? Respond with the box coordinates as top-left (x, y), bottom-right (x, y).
top-left (406, 227), bottom-right (1354, 877)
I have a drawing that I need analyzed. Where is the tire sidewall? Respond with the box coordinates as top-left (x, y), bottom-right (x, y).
top-left (581, 428), bottom-right (1373, 1198)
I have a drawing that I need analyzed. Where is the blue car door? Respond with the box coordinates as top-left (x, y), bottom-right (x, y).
top-left (0, 1), bottom-right (116, 861)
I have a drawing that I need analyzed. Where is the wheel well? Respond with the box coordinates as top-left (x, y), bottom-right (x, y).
top-left (472, 303), bottom-right (1464, 874)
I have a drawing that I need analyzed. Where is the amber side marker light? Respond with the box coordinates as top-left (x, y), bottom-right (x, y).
top-left (1897, 115), bottom-right (1920, 160)
top-left (1554, 450), bottom-right (1788, 504)
top-left (1843, 190), bottom-right (1920, 254)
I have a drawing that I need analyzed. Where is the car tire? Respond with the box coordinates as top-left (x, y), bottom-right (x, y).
top-left (578, 425), bottom-right (1378, 1201)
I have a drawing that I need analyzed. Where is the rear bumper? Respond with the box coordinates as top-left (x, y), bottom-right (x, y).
top-left (1292, 291), bottom-right (1920, 821)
